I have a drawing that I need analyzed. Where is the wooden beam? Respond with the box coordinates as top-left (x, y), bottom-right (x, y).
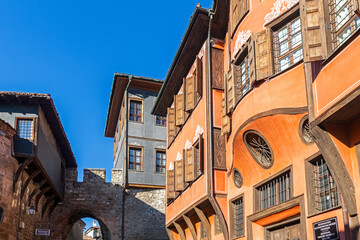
top-left (28, 178), bottom-right (47, 205)
top-left (194, 207), bottom-right (211, 240)
top-left (183, 214), bottom-right (197, 240)
top-left (47, 202), bottom-right (58, 219)
top-left (41, 194), bottom-right (57, 217)
top-left (174, 222), bottom-right (186, 240)
top-left (35, 186), bottom-right (51, 210)
top-left (21, 170), bottom-right (41, 199)
top-left (13, 158), bottom-right (33, 192)
top-left (166, 228), bottom-right (175, 240)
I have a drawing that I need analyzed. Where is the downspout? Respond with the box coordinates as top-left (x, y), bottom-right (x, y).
top-left (206, 10), bottom-right (230, 240)
top-left (121, 75), bottom-right (132, 240)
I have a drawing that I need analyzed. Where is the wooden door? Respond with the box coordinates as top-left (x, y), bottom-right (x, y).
top-left (269, 222), bottom-right (301, 240)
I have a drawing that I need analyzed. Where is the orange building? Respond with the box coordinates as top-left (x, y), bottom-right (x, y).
top-left (152, 0), bottom-right (360, 239)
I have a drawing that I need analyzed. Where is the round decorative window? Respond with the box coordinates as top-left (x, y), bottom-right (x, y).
top-left (233, 168), bottom-right (243, 188)
top-left (299, 116), bottom-right (313, 145)
top-left (243, 130), bottom-right (274, 169)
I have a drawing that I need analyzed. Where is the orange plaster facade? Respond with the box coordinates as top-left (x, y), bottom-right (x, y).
top-left (153, 0), bottom-right (360, 239)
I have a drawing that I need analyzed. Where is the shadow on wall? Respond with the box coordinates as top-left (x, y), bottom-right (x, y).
top-left (52, 168), bottom-right (167, 240)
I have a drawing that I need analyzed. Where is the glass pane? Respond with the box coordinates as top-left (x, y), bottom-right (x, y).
top-left (279, 40), bottom-right (289, 56)
top-left (292, 32), bottom-right (302, 48)
top-left (162, 168), bottom-right (165, 173)
top-left (356, 17), bottom-right (360, 29)
top-left (136, 150), bottom-right (140, 156)
top-left (278, 27), bottom-right (288, 42)
top-left (335, 3), bottom-right (350, 30)
top-left (156, 159), bottom-right (160, 165)
top-left (291, 18), bottom-right (301, 34)
top-left (17, 119), bottom-right (33, 140)
top-left (279, 56), bottom-right (290, 71)
top-left (136, 165), bottom-right (141, 171)
top-left (337, 26), bottom-right (351, 44)
top-left (136, 156), bottom-right (141, 163)
top-left (156, 167), bottom-right (160, 172)
top-left (129, 163), bottom-right (134, 169)
top-left (129, 156), bottom-right (134, 163)
top-left (293, 48), bottom-right (303, 63)
top-left (162, 159), bottom-right (166, 166)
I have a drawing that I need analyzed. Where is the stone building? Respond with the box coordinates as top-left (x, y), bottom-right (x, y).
top-left (0, 92), bottom-right (77, 240)
top-left (152, 0), bottom-right (360, 239)
top-left (105, 73), bottom-right (168, 239)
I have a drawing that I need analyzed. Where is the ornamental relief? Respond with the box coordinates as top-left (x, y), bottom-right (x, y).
top-left (244, 130), bottom-right (274, 169)
top-left (263, 0), bottom-right (299, 27)
top-left (233, 30), bottom-right (252, 59)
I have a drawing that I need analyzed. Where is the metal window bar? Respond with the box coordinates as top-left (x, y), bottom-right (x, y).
top-left (234, 55), bottom-right (251, 104)
top-left (272, 17), bottom-right (303, 73)
top-left (17, 119), bottom-right (33, 140)
top-left (328, 0), bottom-right (360, 49)
top-left (233, 198), bottom-right (244, 237)
top-left (314, 158), bottom-right (338, 211)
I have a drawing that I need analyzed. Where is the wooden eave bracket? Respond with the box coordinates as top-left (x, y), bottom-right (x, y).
top-left (183, 214), bottom-right (198, 240)
top-left (194, 206), bottom-right (212, 240)
top-left (13, 158), bottom-right (33, 193)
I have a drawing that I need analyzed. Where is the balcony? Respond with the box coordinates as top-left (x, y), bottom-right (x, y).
top-left (13, 136), bottom-right (35, 158)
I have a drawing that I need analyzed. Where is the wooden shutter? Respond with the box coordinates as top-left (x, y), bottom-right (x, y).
top-left (196, 56), bottom-right (203, 98)
top-left (167, 108), bottom-right (175, 146)
top-left (167, 169), bottom-right (175, 199)
top-left (232, 0), bottom-right (249, 34)
top-left (221, 97), bottom-right (231, 135)
top-left (185, 76), bottom-right (196, 111)
top-left (175, 93), bottom-right (185, 126)
top-left (185, 148), bottom-right (195, 182)
top-left (211, 48), bottom-right (224, 89)
top-left (195, 136), bottom-right (204, 178)
top-left (300, 0), bottom-right (329, 62)
top-left (226, 65), bottom-right (236, 114)
top-left (213, 128), bottom-right (226, 169)
top-left (255, 29), bottom-right (273, 80)
top-left (248, 36), bottom-right (257, 87)
top-left (175, 159), bottom-right (185, 191)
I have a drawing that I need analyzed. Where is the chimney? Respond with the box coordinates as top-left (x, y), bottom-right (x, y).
top-left (93, 221), bottom-right (97, 227)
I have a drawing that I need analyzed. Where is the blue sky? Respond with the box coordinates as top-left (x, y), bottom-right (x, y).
top-left (0, 0), bottom-right (212, 231)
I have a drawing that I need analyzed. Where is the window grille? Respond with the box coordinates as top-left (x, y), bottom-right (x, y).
top-left (232, 197), bottom-right (244, 238)
top-left (129, 100), bottom-right (142, 122)
top-left (235, 55), bottom-right (251, 100)
top-left (156, 150), bottom-right (166, 173)
top-left (329, 0), bottom-right (360, 49)
top-left (155, 115), bottom-right (166, 126)
top-left (129, 147), bottom-right (142, 171)
top-left (16, 119), bottom-right (33, 140)
top-left (312, 158), bottom-right (338, 211)
top-left (257, 170), bottom-right (292, 210)
top-left (273, 17), bottom-right (303, 73)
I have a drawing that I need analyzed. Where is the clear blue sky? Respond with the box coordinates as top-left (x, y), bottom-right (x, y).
top-left (0, 0), bottom-right (212, 231)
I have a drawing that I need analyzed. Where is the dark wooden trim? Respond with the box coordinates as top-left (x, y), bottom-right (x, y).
top-left (355, 142), bottom-right (360, 177)
top-left (246, 218), bottom-right (253, 240)
top-left (128, 135), bottom-right (166, 143)
top-left (13, 158), bottom-right (33, 192)
top-left (35, 185), bottom-right (51, 210)
top-left (166, 228), bottom-right (175, 240)
top-left (183, 214), bottom-right (197, 240)
top-left (248, 195), bottom-right (303, 222)
top-left (310, 83), bottom-right (360, 128)
top-left (20, 169), bottom-right (41, 199)
top-left (173, 222), bottom-right (186, 240)
top-left (298, 115), bottom-right (314, 145)
top-left (304, 62), bottom-right (315, 122)
top-left (311, 125), bottom-right (358, 216)
top-left (194, 207), bottom-right (211, 240)
top-left (299, 196), bottom-right (307, 240)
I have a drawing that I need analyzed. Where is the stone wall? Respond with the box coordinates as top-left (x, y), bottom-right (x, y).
top-left (65, 220), bottom-right (85, 240)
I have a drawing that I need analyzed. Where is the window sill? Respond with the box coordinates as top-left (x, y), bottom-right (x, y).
top-left (129, 121), bottom-right (144, 124)
top-left (128, 169), bottom-right (144, 173)
top-left (155, 124), bottom-right (166, 127)
top-left (307, 205), bottom-right (342, 219)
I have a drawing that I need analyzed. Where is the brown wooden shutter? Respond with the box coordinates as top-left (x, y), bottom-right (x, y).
top-left (175, 159), bottom-right (185, 191)
top-left (248, 36), bottom-right (257, 87)
top-left (213, 128), bottom-right (226, 169)
top-left (167, 108), bottom-right (175, 146)
top-left (255, 29), bottom-right (273, 80)
top-left (211, 48), bottom-right (224, 89)
top-left (167, 169), bottom-right (175, 199)
top-left (185, 76), bottom-right (196, 111)
top-left (300, 0), bottom-right (329, 62)
top-left (221, 97), bottom-right (231, 135)
top-left (185, 148), bottom-right (195, 182)
top-left (196, 56), bottom-right (203, 98)
top-left (232, 0), bottom-right (249, 35)
top-left (355, 0), bottom-right (360, 13)
top-left (197, 135), bottom-right (204, 177)
top-left (226, 65), bottom-right (236, 113)
top-left (175, 94), bottom-right (185, 126)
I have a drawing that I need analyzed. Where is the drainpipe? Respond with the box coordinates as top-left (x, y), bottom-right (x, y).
top-left (205, 10), bottom-right (230, 240)
top-left (121, 75), bottom-right (132, 240)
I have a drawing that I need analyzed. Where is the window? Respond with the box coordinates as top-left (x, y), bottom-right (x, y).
top-left (311, 156), bottom-right (338, 212)
top-left (244, 130), bottom-right (274, 169)
top-left (155, 115), bottom-right (166, 126)
top-left (16, 118), bottom-right (34, 140)
top-left (235, 54), bottom-right (251, 99)
top-left (256, 169), bottom-right (292, 211)
top-left (129, 147), bottom-right (142, 171)
top-left (273, 17), bottom-right (303, 73)
top-left (231, 197), bottom-right (244, 238)
top-left (129, 100), bottom-right (142, 122)
top-left (329, 0), bottom-right (360, 49)
top-left (156, 150), bottom-right (166, 173)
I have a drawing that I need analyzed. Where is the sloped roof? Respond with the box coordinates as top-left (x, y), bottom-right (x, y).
top-left (0, 92), bottom-right (77, 168)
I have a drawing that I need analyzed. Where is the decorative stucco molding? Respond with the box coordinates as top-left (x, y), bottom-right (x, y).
top-left (263, 0), bottom-right (299, 27)
top-left (233, 30), bottom-right (252, 59)
top-left (169, 162), bottom-right (174, 170)
top-left (193, 125), bottom-right (204, 143)
top-left (176, 152), bottom-right (183, 161)
top-left (185, 140), bottom-right (192, 150)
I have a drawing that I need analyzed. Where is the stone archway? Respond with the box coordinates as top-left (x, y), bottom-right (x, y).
top-left (48, 168), bottom-right (124, 240)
